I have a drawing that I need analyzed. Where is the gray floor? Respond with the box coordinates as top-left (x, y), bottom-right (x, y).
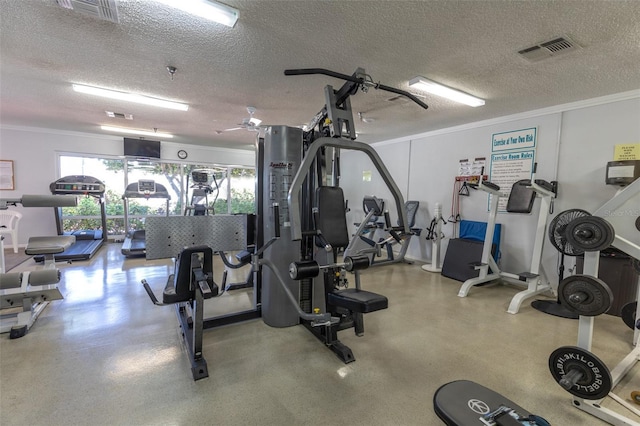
top-left (1, 243), bottom-right (638, 425)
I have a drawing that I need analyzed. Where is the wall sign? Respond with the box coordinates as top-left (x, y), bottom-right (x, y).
top-left (614, 143), bottom-right (640, 161)
top-left (492, 127), bottom-right (537, 152)
top-left (489, 150), bottom-right (536, 212)
top-left (0, 160), bottom-right (15, 190)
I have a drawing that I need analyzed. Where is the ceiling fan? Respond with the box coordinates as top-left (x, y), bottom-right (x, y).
top-left (216, 106), bottom-right (262, 134)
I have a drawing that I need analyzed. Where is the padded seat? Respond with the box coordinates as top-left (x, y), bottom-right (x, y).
top-left (162, 245), bottom-right (216, 304)
top-left (434, 380), bottom-right (539, 425)
top-left (25, 236), bottom-right (76, 255)
top-left (162, 274), bottom-right (189, 304)
top-left (328, 288), bottom-right (388, 313)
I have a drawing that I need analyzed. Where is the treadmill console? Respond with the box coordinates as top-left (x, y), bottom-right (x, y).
top-left (50, 175), bottom-right (106, 195)
top-left (137, 179), bottom-right (156, 194)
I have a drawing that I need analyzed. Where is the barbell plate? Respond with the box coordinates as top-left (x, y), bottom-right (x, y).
top-left (566, 216), bottom-right (615, 252)
top-left (549, 346), bottom-right (612, 400)
top-left (558, 275), bottom-right (613, 316)
top-left (621, 302), bottom-right (638, 330)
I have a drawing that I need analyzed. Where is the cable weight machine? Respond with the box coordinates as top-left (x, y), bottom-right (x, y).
top-left (257, 68), bottom-right (427, 361)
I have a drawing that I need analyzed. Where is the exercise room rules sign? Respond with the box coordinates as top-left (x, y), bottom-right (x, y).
top-left (489, 127), bottom-right (537, 212)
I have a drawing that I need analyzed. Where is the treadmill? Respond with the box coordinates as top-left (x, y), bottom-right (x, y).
top-left (121, 179), bottom-right (170, 257)
top-left (46, 175), bottom-right (107, 262)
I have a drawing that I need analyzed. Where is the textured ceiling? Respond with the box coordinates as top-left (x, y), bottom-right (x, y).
top-left (1, 0), bottom-right (639, 152)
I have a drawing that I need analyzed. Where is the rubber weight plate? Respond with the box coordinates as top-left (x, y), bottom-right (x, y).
top-left (621, 302), bottom-right (639, 330)
top-left (558, 275), bottom-right (613, 316)
top-left (566, 216), bottom-right (615, 252)
top-left (549, 346), bottom-right (612, 400)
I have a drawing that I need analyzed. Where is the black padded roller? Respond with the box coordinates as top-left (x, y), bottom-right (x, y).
top-left (289, 261), bottom-right (320, 280)
top-left (343, 255), bottom-right (370, 272)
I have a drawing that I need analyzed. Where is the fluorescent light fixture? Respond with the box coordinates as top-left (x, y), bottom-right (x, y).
top-left (73, 84), bottom-right (189, 111)
top-left (156, 0), bottom-right (239, 27)
top-left (101, 125), bottom-right (174, 139)
top-left (408, 77), bottom-right (485, 107)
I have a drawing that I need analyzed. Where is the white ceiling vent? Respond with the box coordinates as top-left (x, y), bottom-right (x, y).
top-left (56, 0), bottom-right (119, 23)
top-left (106, 111), bottom-right (133, 120)
top-left (518, 36), bottom-right (580, 62)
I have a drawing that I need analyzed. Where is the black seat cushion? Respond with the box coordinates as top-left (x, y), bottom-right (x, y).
top-left (328, 288), bottom-right (388, 313)
top-left (506, 179), bottom-right (535, 213)
top-left (315, 186), bottom-right (350, 248)
top-left (434, 380), bottom-right (535, 426)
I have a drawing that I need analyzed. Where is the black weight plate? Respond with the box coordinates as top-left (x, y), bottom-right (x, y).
top-left (566, 216), bottom-right (615, 252)
top-left (636, 216), bottom-right (640, 232)
top-left (621, 302), bottom-right (638, 330)
top-left (558, 275), bottom-right (613, 316)
top-left (549, 346), bottom-right (612, 400)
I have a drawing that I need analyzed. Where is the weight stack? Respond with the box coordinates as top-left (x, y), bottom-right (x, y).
top-left (260, 126), bottom-right (303, 327)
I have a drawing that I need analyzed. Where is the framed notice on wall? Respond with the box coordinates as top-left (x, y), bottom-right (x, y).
top-left (0, 160), bottom-right (15, 190)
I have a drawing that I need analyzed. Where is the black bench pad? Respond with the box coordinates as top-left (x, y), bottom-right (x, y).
top-left (328, 289), bottom-right (388, 313)
top-left (434, 380), bottom-right (535, 425)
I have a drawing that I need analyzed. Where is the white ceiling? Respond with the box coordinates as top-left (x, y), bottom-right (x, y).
top-left (1, 0), bottom-right (639, 152)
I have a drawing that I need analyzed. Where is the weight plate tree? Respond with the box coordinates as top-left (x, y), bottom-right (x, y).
top-left (566, 215), bottom-right (615, 252)
top-left (532, 209), bottom-right (592, 318)
top-left (549, 346), bottom-right (612, 400)
top-left (557, 274), bottom-right (614, 316)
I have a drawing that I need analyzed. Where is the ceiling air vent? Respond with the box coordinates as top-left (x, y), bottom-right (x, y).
top-left (518, 36), bottom-right (580, 62)
top-left (106, 111), bottom-right (133, 120)
top-left (55, 0), bottom-right (119, 23)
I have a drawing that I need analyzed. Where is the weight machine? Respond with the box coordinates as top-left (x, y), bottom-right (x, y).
top-left (258, 67), bottom-right (427, 362)
top-left (344, 196), bottom-right (421, 267)
top-left (548, 163), bottom-right (640, 426)
top-left (139, 67), bottom-right (427, 378)
top-left (457, 164), bottom-right (558, 314)
top-left (0, 194), bottom-right (77, 338)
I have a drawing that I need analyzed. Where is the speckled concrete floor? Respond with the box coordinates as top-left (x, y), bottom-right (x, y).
top-left (1, 243), bottom-right (638, 425)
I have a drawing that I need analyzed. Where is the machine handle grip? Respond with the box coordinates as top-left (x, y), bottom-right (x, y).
top-left (384, 211), bottom-right (392, 228)
top-left (283, 68), bottom-right (428, 110)
top-left (272, 203), bottom-right (280, 238)
top-left (141, 279), bottom-right (163, 306)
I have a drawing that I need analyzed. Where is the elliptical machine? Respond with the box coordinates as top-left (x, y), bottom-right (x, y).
top-left (184, 169), bottom-right (220, 216)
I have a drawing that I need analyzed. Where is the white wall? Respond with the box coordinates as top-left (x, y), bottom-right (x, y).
top-left (340, 91), bottom-right (640, 287)
top-left (0, 126), bottom-right (255, 246)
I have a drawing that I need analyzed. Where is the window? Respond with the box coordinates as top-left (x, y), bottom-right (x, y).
top-left (57, 154), bottom-right (256, 238)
